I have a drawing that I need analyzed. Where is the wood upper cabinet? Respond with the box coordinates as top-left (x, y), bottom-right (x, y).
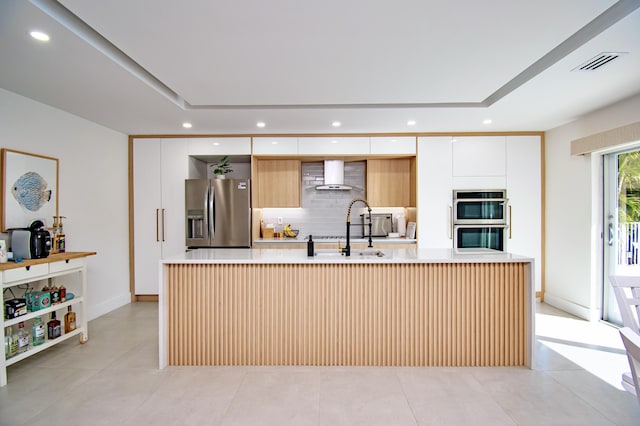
top-left (255, 159), bottom-right (301, 207)
top-left (366, 158), bottom-right (414, 207)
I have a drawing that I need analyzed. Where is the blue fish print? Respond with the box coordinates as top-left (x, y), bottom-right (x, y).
top-left (11, 171), bottom-right (52, 212)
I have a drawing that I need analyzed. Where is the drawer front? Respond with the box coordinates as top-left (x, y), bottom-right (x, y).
top-left (3, 264), bottom-right (49, 284)
top-left (49, 258), bottom-right (85, 274)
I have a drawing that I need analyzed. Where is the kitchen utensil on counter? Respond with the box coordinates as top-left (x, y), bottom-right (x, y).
top-left (361, 213), bottom-right (393, 237)
top-left (10, 220), bottom-right (51, 259)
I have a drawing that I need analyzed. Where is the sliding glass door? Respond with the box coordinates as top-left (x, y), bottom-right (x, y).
top-left (603, 149), bottom-right (640, 324)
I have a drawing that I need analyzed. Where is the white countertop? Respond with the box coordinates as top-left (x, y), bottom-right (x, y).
top-left (163, 248), bottom-right (533, 265)
top-left (253, 237), bottom-right (417, 245)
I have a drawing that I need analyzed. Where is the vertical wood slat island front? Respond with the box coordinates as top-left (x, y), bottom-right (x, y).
top-left (161, 253), bottom-right (532, 368)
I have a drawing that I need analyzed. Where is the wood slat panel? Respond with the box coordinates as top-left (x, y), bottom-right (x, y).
top-left (166, 262), bottom-right (528, 367)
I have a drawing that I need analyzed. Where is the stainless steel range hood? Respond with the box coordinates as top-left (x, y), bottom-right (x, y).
top-left (316, 160), bottom-right (352, 190)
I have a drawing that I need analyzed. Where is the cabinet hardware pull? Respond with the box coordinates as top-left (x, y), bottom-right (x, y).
top-left (161, 209), bottom-right (166, 242)
top-left (156, 208), bottom-right (160, 242)
top-left (449, 206), bottom-right (453, 240)
top-left (508, 205), bottom-right (512, 239)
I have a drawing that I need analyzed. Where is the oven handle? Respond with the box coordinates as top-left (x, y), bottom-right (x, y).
top-left (453, 224), bottom-right (508, 229)
top-left (453, 198), bottom-right (508, 203)
top-left (508, 204), bottom-right (512, 239)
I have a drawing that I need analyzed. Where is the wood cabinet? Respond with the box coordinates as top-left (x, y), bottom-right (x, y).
top-left (133, 138), bottom-right (188, 295)
top-left (254, 159), bottom-right (301, 207)
top-left (366, 158), bottom-right (413, 207)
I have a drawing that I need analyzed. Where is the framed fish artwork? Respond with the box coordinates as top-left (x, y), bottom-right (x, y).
top-left (1, 149), bottom-right (58, 232)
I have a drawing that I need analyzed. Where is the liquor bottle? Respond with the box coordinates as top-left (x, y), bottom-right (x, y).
top-left (57, 217), bottom-right (66, 253)
top-left (32, 317), bottom-right (45, 346)
top-left (8, 326), bottom-right (18, 358)
top-left (47, 312), bottom-right (61, 340)
top-left (64, 306), bottom-right (76, 333)
top-left (17, 322), bottom-right (29, 353)
top-left (4, 327), bottom-right (13, 358)
top-left (3, 327), bottom-right (8, 358)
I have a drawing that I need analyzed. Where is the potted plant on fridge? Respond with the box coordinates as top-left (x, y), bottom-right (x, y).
top-left (211, 155), bottom-right (233, 179)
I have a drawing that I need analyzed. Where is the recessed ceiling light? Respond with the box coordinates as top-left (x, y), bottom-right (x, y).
top-left (256, 121), bottom-right (266, 128)
top-left (271, 141), bottom-right (278, 145)
top-left (332, 121), bottom-right (341, 127)
top-left (212, 142), bottom-right (220, 146)
top-left (30, 31), bottom-right (50, 42)
top-left (182, 122), bottom-right (192, 128)
top-left (483, 119), bottom-right (493, 125)
top-left (407, 120), bottom-right (416, 126)
top-left (331, 140), bottom-right (338, 144)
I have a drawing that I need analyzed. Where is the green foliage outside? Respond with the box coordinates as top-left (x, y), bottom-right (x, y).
top-left (618, 151), bottom-right (640, 222)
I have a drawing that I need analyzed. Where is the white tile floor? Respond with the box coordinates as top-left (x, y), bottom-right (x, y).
top-left (1, 302), bottom-right (639, 425)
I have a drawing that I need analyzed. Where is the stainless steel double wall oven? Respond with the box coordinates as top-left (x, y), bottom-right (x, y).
top-left (453, 189), bottom-right (508, 251)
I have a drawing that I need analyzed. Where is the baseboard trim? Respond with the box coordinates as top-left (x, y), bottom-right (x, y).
top-left (135, 295), bottom-right (158, 302)
top-left (543, 293), bottom-right (592, 320)
top-left (87, 292), bottom-right (131, 321)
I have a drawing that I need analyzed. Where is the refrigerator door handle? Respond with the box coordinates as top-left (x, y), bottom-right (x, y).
top-left (203, 186), bottom-right (209, 242)
top-left (210, 184), bottom-right (215, 240)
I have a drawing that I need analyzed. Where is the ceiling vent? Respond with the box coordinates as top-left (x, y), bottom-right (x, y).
top-left (572, 52), bottom-right (628, 71)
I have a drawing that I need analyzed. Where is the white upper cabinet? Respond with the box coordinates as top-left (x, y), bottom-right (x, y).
top-left (370, 136), bottom-right (416, 155)
top-left (506, 135), bottom-right (542, 292)
top-left (132, 138), bottom-right (188, 295)
top-left (297, 137), bottom-right (370, 155)
top-left (186, 137), bottom-right (251, 156)
top-left (417, 136), bottom-right (454, 249)
top-left (253, 137), bottom-right (298, 155)
top-left (452, 136), bottom-right (506, 177)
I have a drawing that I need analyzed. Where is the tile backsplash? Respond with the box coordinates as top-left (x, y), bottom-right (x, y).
top-left (261, 161), bottom-right (407, 239)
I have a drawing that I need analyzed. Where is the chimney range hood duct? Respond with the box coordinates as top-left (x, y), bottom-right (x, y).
top-left (316, 160), bottom-right (352, 190)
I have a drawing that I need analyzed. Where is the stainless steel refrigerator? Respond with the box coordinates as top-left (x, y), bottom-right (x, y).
top-left (185, 179), bottom-right (251, 248)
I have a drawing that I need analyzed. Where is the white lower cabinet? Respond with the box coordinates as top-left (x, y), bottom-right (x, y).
top-left (133, 138), bottom-right (188, 295)
top-left (1, 253), bottom-right (94, 386)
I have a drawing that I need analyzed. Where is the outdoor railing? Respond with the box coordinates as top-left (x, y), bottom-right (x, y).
top-left (619, 222), bottom-right (640, 265)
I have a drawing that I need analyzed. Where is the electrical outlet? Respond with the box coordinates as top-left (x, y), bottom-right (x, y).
top-left (277, 216), bottom-right (283, 224)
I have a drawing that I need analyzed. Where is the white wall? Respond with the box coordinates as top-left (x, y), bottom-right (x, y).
top-left (0, 88), bottom-right (130, 320)
top-left (545, 92), bottom-right (640, 320)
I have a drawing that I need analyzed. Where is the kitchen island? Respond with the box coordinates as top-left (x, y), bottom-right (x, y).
top-left (159, 248), bottom-right (534, 369)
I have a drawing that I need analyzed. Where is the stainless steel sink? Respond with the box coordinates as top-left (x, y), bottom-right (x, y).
top-left (354, 249), bottom-right (385, 258)
top-left (313, 249), bottom-right (385, 258)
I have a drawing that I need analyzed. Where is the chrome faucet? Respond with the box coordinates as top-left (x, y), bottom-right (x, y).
top-left (341, 198), bottom-right (373, 257)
